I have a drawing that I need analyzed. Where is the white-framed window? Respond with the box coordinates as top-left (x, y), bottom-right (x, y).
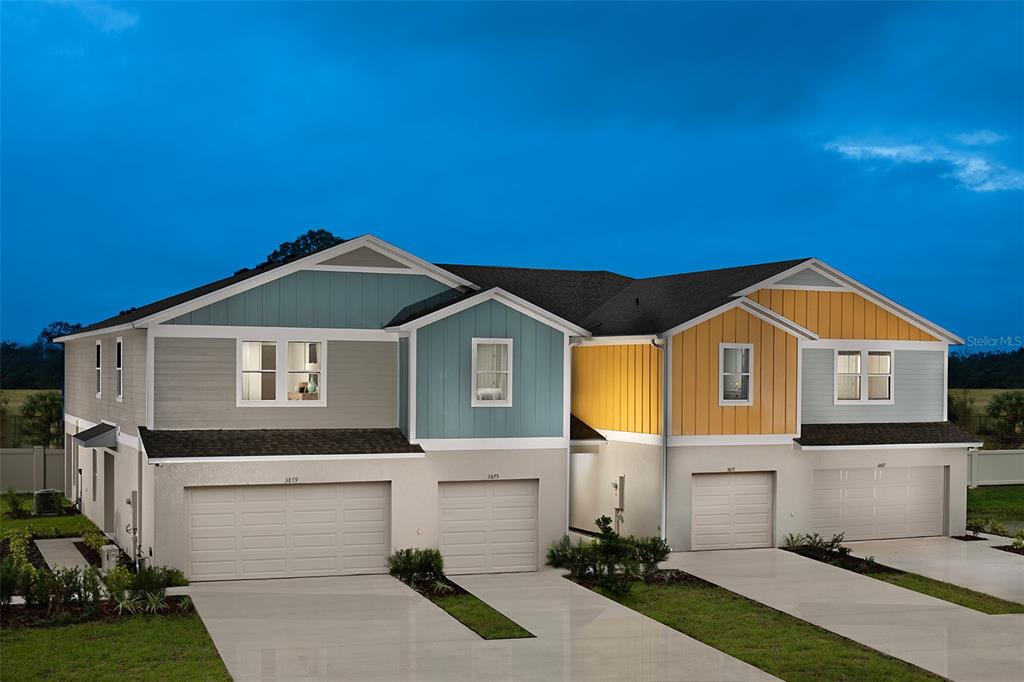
top-left (115, 337), bottom-right (123, 402)
top-left (287, 342), bottom-right (321, 401)
top-left (237, 339), bottom-right (327, 406)
top-left (719, 343), bottom-right (754, 406)
top-left (834, 349), bottom-right (894, 404)
top-left (472, 338), bottom-right (512, 407)
top-left (95, 341), bottom-right (102, 399)
top-left (241, 341), bottom-right (277, 402)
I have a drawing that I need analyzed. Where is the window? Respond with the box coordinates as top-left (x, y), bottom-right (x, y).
top-left (95, 341), bottom-right (102, 399)
top-left (115, 337), bottom-right (123, 402)
top-left (719, 343), bottom-right (753, 405)
top-left (836, 351), bottom-right (861, 401)
top-left (287, 342), bottom-right (321, 401)
top-left (835, 350), bottom-right (894, 404)
top-left (241, 341), bottom-right (277, 401)
top-left (472, 338), bottom-right (512, 407)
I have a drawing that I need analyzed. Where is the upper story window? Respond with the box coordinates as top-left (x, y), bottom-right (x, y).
top-left (241, 341), bottom-right (277, 401)
top-left (287, 342), bottom-right (321, 401)
top-left (472, 338), bottom-right (512, 407)
top-left (719, 343), bottom-right (754, 406)
top-left (95, 341), bottom-right (102, 399)
top-left (835, 349), bottom-right (893, 404)
top-left (115, 338), bottom-right (124, 402)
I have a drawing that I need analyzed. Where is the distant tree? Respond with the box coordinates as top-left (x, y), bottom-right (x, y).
top-left (986, 391), bottom-right (1024, 438)
top-left (37, 321), bottom-right (82, 348)
top-left (20, 390), bottom-right (63, 447)
top-left (947, 389), bottom-right (977, 432)
top-left (0, 341), bottom-right (64, 389)
top-left (266, 229), bottom-right (344, 265)
top-left (948, 349), bottom-right (1024, 389)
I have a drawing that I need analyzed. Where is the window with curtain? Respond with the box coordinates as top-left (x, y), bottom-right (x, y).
top-left (472, 338), bottom-right (512, 406)
top-left (868, 351), bottom-right (892, 400)
top-left (720, 344), bottom-right (753, 404)
top-left (287, 342), bottom-right (322, 401)
top-left (241, 341), bottom-right (277, 401)
top-left (836, 351), bottom-right (861, 401)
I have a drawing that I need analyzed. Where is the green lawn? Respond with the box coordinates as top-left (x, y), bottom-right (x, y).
top-left (431, 591), bottom-right (533, 639)
top-left (1, 492), bottom-right (100, 538)
top-left (596, 577), bottom-right (941, 682)
top-left (967, 484), bottom-right (1024, 535)
top-left (0, 614), bottom-right (230, 681)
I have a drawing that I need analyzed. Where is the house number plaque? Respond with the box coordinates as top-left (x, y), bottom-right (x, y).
top-left (285, 476), bottom-right (299, 483)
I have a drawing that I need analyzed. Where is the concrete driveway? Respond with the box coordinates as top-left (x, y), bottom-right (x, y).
top-left (191, 570), bottom-right (776, 681)
top-left (847, 536), bottom-right (1024, 604)
top-left (666, 549), bottom-right (1024, 682)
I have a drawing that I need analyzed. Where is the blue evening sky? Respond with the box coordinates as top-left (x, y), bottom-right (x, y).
top-left (2, 2), bottom-right (1021, 347)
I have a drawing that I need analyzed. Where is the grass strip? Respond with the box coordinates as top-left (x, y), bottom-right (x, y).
top-left (0, 613), bottom-right (230, 681)
top-left (588, 572), bottom-right (942, 682)
top-left (430, 591), bottom-right (533, 639)
top-left (788, 547), bottom-right (1024, 615)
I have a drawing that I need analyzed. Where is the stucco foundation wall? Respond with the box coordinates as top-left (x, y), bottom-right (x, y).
top-left (150, 448), bottom-right (567, 577)
top-left (665, 444), bottom-right (968, 550)
top-left (569, 441), bottom-right (661, 537)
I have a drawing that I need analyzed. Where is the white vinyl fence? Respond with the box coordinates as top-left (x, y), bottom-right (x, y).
top-left (968, 450), bottom-right (1024, 487)
top-left (0, 447), bottom-right (64, 493)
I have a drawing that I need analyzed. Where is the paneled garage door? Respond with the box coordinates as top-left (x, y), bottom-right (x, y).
top-left (186, 482), bottom-right (390, 581)
top-left (812, 466), bottom-right (944, 541)
top-left (438, 479), bottom-right (538, 574)
top-left (691, 472), bottom-right (774, 550)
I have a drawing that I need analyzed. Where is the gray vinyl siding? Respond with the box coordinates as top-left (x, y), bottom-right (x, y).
top-left (153, 338), bottom-right (397, 429)
top-left (398, 337), bottom-right (409, 437)
top-left (801, 348), bottom-right (944, 424)
top-left (164, 271), bottom-right (456, 329)
top-left (415, 300), bottom-right (564, 439)
top-left (64, 330), bottom-right (147, 436)
top-left (775, 268), bottom-right (843, 288)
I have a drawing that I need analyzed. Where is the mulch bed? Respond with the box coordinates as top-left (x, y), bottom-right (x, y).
top-left (567, 569), bottom-right (715, 589)
top-left (952, 535), bottom-right (990, 542)
top-left (0, 536), bottom-right (52, 574)
top-left (993, 545), bottom-right (1024, 556)
top-left (783, 546), bottom-right (903, 575)
top-left (1, 595), bottom-right (192, 629)
top-left (408, 576), bottom-right (469, 600)
top-left (74, 541), bottom-right (102, 567)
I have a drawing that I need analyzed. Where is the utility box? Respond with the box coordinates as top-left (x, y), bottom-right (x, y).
top-left (611, 475), bottom-right (625, 511)
top-left (101, 545), bottom-right (120, 573)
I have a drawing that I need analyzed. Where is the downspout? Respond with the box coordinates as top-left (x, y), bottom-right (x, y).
top-left (652, 338), bottom-right (669, 542)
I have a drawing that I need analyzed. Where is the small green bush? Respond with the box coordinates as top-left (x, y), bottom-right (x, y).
top-left (387, 547), bottom-right (445, 585)
top-left (546, 534), bottom-right (574, 568)
top-left (82, 530), bottom-right (108, 554)
top-left (114, 590), bottom-right (144, 615)
top-left (988, 520), bottom-right (1010, 537)
top-left (3, 488), bottom-right (29, 519)
top-left (965, 519), bottom-right (986, 536)
top-left (1011, 530), bottom-right (1024, 551)
top-left (144, 590), bottom-right (168, 615)
top-left (132, 565), bottom-right (189, 591)
top-left (0, 556), bottom-right (20, 604)
top-left (104, 564), bottom-right (134, 597)
top-left (634, 536), bottom-right (671, 574)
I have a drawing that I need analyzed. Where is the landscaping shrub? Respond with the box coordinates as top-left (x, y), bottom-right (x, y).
top-left (545, 518), bottom-right (669, 594)
top-left (82, 530), bottom-right (108, 555)
top-left (1012, 531), bottom-right (1024, 551)
top-left (3, 487), bottom-right (29, 519)
top-left (1, 556), bottom-right (19, 604)
top-left (387, 548), bottom-right (445, 585)
top-left (133, 565), bottom-right (189, 592)
top-left (965, 519), bottom-right (986, 536)
top-left (144, 590), bottom-right (168, 615)
top-left (104, 565), bottom-right (134, 597)
top-left (545, 534), bottom-right (573, 568)
top-left (988, 520), bottom-right (1010, 537)
top-left (634, 536), bottom-right (671, 575)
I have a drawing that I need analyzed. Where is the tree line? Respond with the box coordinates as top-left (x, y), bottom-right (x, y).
top-left (948, 348), bottom-right (1024, 389)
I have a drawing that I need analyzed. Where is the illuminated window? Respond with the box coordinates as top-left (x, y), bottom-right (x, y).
top-left (720, 344), bottom-right (753, 405)
top-left (472, 338), bottom-right (512, 406)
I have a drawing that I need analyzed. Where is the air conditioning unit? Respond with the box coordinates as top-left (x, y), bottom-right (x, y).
top-left (101, 545), bottom-right (120, 573)
top-left (33, 489), bottom-right (62, 517)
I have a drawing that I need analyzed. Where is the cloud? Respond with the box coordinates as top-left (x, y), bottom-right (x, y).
top-left (951, 130), bottom-right (1007, 146)
top-left (826, 140), bottom-right (1024, 192)
top-left (58, 1), bottom-right (138, 33)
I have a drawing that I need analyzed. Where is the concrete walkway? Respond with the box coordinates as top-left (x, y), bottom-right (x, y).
top-left (666, 549), bottom-right (1024, 682)
top-left (191, 571), bottom-right (776, 681)
top-left (35, 537), bottom-right (91, 572)
top-left (848, 536), bottom-right (1024, 604)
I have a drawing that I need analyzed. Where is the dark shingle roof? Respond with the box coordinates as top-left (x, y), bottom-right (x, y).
top-left (138, 427), bottom-right (423, 458)
top-left (796, 422), bottom-right (979, 447)
top-left (570, 415), bottom-right (606, 442)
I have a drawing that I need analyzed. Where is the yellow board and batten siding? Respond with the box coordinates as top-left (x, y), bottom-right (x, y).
top-left (571, 344), bottom-right (662, 435)
top-left (670, 308), bottom-right (798, 436)
top-left (747, 289), bottom-right (938, 341)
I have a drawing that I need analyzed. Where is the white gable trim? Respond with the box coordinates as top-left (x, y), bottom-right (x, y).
top-left (55, 235), bottom-right (479, 342)
top-left (731, 259), bottom-right (962, 345)
top-left (658, 297), bottom-right (818, 341)
top-left (386, 287), bottom-right (591, 337)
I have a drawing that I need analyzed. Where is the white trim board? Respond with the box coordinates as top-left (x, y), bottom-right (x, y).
top-left (596, 429), bottom-right (664, 446)
top-left (54, 235), bottom-right (480, 342)
top-left (416, 437), bottom-right (568, 451)
top-left (146, 452), bottom-right (426, 465)
top-left (730, 259), bottom-right (962, 345)
top-left (803, 339), bottom-right (947, 351)
top-left (659, 297), bottom-right (818, 341)
top-left (797, 442), bottom-right (982, 451)
top-left (386, 287), bottom-right (591, 337)
top-left (668, 434), bottom-right (798, 447)
top-left (576, 335), bottom-right (660, 346)
top-left (150, 324), bottom-right (398, 342)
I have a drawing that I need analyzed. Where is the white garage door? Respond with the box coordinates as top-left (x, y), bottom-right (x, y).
top-left (186, 482), bottom-right (390, 581)
top-left (812, 466), bottom-right (944, 541)
top-left (438, 479), bottom-right (538, 574)
top-left (692, 472), bottom-right (774, 550)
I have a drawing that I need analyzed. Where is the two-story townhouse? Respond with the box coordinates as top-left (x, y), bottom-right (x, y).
top-left (59, 238), bottom-right (977, 582)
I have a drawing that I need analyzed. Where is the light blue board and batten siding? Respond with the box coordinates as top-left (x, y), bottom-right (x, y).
top-left (801, 348), bottom-right (944, 423)
top-left (415, 300), bottom-right (564, 439)
top-left (163, 271), bottom-right (456, 329)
